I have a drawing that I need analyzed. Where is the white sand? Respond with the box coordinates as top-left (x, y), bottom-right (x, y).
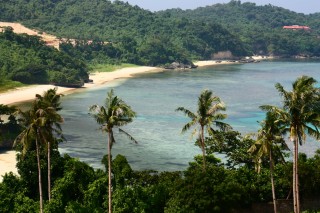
top-left (0, 151), bottom-right (18, 181)
top-left (194, 56), bottom-right (273, 67)
top-left (194, 60), bottom-right (236, 67)
top-left (0, 66), bottom-right (162, 105)
top-left (0, 22), bottom-right (60, 49)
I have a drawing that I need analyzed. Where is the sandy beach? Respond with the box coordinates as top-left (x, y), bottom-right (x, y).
top-left (0, 151), bottom-right (18, 181)
top-left (0, 66), bottom-right (162, 106)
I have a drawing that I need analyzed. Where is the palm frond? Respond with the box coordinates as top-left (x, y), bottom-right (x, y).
top-left (181, 120), bottom-right (197, 133)
top-left (119, 128), bottom-right (138, 144)
top-left (175, 107), bottom-right (197, 120)
top-left (214, 121), bottom-right (232, 132)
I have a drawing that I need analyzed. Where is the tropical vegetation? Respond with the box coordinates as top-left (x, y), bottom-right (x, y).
top-left (0, 0), bottom-right (320, 212)
top-left (162, 0), bottom-right (320, 57)
top-left (176, 89), bottom-right (230, 170)
top-left (1, 0), bottom-right (319, 63)
top-left (248, 112), bottom-right (287, 213)
top-left (89, 89), bottom-right (136, 213)
top-left (261, 76), bottom-right (320, 213)
top-left (0, 27), bottom-right (89, 86)
top-left (0, 78), bottom-right (320, 212)
top-left (1, 0), bottom-right (320, 88)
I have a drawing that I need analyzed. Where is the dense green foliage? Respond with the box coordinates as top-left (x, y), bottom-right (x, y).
top-left (0, 104), bottom-right (20, 148)
top-left (1, 0), bottom-right (319, 74)
top-left (1, 80), bottom-right (320, 212)
top-left (159, 0), bottom-right (320, 57)
top-left (2, 148), bottom-right (320, 212)
top-left (1, 0), bottom-right (319, 59)
top-left (0, 28), bottom-right (89, 86)
top-left (0, 0), bottom-right (319, 78)
top-left (0, 0), bottom-right (320, 210)
top-left (0, 0), bottom-right (248, 66)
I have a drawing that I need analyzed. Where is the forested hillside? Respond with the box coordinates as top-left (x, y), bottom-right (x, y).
top-left (159, 0), bottom-right (320, 56)
top-left (0, 0), bottom-right (248, 65)
top-left (0, 0), bottom-right (319, 75)
top-left (0, 27), bottom-right (89, 86)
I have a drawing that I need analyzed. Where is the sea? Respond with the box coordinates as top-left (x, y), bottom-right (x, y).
top-left (58, 59), bottom-right (320, 171)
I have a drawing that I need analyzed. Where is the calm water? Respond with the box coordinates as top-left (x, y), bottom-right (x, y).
top-left (59, 60), bottom-right (320, 171)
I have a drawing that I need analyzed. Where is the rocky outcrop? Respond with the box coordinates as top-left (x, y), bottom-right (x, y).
top-left (239, 57), bottom-right (260, 63)
top-left (164, 62), bottom-right (198, 69)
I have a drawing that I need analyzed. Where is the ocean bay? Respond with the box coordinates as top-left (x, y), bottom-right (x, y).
top-left (59, 60), bottom-right (320, 171)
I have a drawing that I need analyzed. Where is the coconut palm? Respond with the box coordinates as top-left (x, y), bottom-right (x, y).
top-left (89, 89), bottom-right (136, 213)
top-left (248, 112), bottom-right (287, 213)
top-left (14, 105), bottom-right (47, 213)
top-left (261, 76), bottom-right (320, 213)
top-left (176, 89), bottom-right (230, 170)
top-left (35, 87), bottom-right (64, 201)
top-left (14, 88), bottom-right (63, 211)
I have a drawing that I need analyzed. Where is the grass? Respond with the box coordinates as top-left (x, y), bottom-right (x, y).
top-left (0, 80), bottom-right (25, 93)
top-left (90, 63), bottom-right (139, 73)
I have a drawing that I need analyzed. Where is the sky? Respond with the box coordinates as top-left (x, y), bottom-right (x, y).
top-left (123, 0), bottom-right (320, 14)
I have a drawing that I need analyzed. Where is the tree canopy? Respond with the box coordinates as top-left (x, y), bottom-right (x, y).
top-left (0, 27), bottom-right (89, 86)
top-left (158, 1), bottom-right (320, 57)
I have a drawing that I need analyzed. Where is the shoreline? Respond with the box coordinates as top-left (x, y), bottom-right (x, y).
top-left (0, 150), bottom-right (17, 181)
top-left (0, 59), bottom-right (267, 180)
top-left (0, 59), bottom-right (254, 106)
top-left (0, 66), bottom-right (163, 106)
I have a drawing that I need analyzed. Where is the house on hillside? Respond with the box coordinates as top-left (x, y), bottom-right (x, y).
top-left (283, 25), bottom-right (311, 31)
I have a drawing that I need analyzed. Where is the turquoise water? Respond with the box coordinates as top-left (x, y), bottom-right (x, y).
top-left (59, 60), bottom-right (320, 171)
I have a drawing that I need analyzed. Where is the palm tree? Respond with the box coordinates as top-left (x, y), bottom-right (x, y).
top-left (89, 89), bottom-right (136, 213)
top-left (261, 76), bottom-right (320, 213)
top-left (14, 105), bottom-right (47, 213)
top-left (248, 112), bottom-right (287, 213)
top-left (14, 88), bottom-right (63, 212)
top-left (176, 89), bottom-right (230, 170)
top-left (35, 87), bottom-right (63, 201)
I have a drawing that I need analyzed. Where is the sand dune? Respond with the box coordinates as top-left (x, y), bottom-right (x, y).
top-left (0, 22), bottom-right (60, 49)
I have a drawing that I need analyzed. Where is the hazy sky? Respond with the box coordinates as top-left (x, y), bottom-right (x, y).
top-left (123, 0), bottom-right (319, 14)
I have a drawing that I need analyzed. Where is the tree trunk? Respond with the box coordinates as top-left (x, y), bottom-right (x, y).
top-left (295, 138), bottom-right (300, 213)
top-left (108, 131), bottom-right (112, 213)
top-left (270, 151), bottom-right (277, 213)
top-left (36, 133), bottom-right (43, 213)
top-left (293, 137), bottom-right (300, 213)
top-left (293, 138), bottom-right (297, 213)
top-left (48, 141), bottom-right (51, 201)
top-left (200, 126), bottom-right (206, 171)
top-left (40, 132), bottom-right (51, 201)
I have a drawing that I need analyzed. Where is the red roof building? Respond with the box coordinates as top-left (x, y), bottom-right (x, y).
top-left (283, 25), bottom-right (311, 30)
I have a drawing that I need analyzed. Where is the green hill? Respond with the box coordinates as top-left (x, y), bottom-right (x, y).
top-left (0, 27), bottom-right (89, 86)
top-left (0, 0), bottom-right (248, 65)
top-left (158, 1), bottom-right (320, 56)
top-left (0, 0), bottom-right (319, 72)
